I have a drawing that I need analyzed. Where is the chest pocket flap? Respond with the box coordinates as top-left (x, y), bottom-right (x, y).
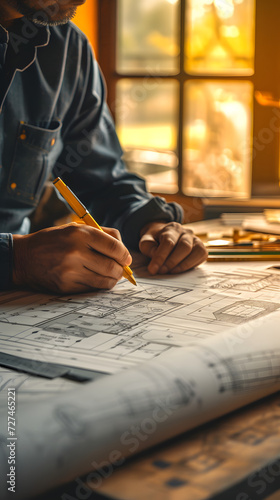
top-left (7, 120), bottom-right (62, 205)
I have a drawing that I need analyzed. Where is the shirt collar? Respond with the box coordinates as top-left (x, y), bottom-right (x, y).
top-left (0, 24), bottom-right (8, 45)
top-left (0, 25), bottom-right (8, 68)
top-left (0, 17), bottom-right (50, 72)
top-left (7, 17), bottom-right (50, 49)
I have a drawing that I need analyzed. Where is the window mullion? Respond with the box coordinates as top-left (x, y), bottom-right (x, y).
top-left (251, 0), bottom-right (280, 196)
top-left (97, 0), bottom-right (118, 119)
top-left (177, 0), bottom-right (187, 194)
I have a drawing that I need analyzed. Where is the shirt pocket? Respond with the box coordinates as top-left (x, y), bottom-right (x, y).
top-left (7, 120), bottom-right (62, 206)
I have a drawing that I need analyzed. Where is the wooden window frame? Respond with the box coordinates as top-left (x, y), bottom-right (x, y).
top-left (97, 0), bottom-right (280, 200)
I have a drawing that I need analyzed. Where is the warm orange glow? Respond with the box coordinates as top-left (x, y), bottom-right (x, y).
top-left (72, 0), bottom-right (98, 55)
top-left (255, 91), bottom-right (280, 108)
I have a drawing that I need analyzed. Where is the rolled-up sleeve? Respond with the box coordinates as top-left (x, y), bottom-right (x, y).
top-left (0, 234), bottom-right (13, 290)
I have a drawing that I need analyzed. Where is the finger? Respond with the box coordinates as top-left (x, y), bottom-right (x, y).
top-left (60, 272), bottom-right (119, 294)
top-left (63, 223), bottom-right (129, 264)
top-left (157, 233), bottom-right (195, 274)
top-left (84, 251), bottom-right (124, 281)
top-left (139, 233), bottom-right (158, 258)
top-left (47, 245), bottom-right (124, 294)
top-left (76, 269), bottom-right (119, 291)
top-left (68, 239), bottom-right (124, 282)
top-left (34, 268), bottom-right (118, 295)
top-left (169, 239), bottom-right (208, 274)
top-left (102, 227), bottom-right (122, 242)
top-left (83, 226), bottom-right (132, 267)
top-left (148, 230), bottom-right (193, 275)
top-left (55, 269), bottom-right (119, 294)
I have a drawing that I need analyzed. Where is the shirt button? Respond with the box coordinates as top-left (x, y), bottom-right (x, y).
top-left (51, 138), bottom-right (55, 146)
top-left (10, 182), bottom-right (17, 190)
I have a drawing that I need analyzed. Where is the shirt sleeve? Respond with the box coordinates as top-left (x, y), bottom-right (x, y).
top-left (0, 234), bottom-right (13, 290)
top-left (53, 34), bottom-right (183, 250)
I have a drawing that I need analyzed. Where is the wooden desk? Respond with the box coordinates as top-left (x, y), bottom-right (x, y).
top-left (34, 392), bottom-right (280, 500)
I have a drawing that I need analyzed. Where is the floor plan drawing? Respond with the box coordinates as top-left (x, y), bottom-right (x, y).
top-left (1, 263), bottom-right (280, 500)
top-left (210, 272), bottom-right (280, 293)
top-left (1, 265), bottom-right (280, 374)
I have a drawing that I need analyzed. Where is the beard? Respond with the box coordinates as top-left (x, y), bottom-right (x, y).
top-left (5, 0), bottom-right (78, 26)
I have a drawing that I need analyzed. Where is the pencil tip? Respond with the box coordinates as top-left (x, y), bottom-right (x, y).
top-left (129, 275), bottom-right (137, 286)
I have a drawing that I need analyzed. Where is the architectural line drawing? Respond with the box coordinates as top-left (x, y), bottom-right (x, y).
top-left (1, 267), bottom-right (280, 374)
top-left (1, 264), bottom-right (280, 499)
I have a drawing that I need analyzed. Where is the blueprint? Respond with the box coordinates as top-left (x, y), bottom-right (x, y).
top-left (97, 392), bottom-right (280, 500)
top-left (1, 307), bottom-right (280, 499)
top-left (1, 262), bottom-right (280, 499)
top-left (1, 264), bottom-right (280, 375)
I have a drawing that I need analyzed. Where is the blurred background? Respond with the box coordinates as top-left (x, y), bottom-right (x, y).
top-left (72, 0), bottom-right (280, 219)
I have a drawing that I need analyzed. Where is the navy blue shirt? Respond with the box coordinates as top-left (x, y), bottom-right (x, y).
top-left (0, 18), bottom-right (183, 290)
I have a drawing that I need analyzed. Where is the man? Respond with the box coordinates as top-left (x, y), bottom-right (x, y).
top-left (0, 0), bottom-right (207, 294)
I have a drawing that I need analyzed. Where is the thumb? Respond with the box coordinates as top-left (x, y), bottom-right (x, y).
top-left (139, 233), bottom-right (158, 258)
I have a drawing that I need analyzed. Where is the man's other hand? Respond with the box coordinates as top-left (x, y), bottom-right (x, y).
top-left (13, 223), bottom-right (132, 294)
top-left (139, 221), bottom-right (208, 275)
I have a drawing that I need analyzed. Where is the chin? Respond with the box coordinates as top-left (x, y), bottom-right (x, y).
top-left (32, 6), bottom-right (77, 26)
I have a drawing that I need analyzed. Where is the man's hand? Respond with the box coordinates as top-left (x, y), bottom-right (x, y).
top-left (139, 221), bottom-right (208, 275)
top-left (13, 223), bottom-right (132, 294)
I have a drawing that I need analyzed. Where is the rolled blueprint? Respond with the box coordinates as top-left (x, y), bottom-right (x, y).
top-left (1, 309), bottom-right (280, 499)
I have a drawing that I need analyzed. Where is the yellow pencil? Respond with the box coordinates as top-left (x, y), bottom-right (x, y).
top-left (53, 177), bottom-right (137, 286)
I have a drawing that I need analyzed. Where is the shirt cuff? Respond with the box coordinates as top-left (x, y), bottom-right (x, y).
top-left (0, 234), bottom-right (13, 290)
top-left (122, 197), bottom-right (184, 250)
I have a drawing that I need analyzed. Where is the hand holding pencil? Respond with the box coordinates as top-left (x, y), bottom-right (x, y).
top-left (12, 178), bottom-right (207, 294)
top-left (12, 180), bottom-right (135, 294)
top-left (53, 177), bottom-right (136, 286)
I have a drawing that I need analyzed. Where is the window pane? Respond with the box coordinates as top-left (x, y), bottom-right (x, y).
top-left (186, 0), bottom-right (256, 75)
top-left (117, 0), bottom-right (180, 75)
top-left (183, 81), bottom-right (253, 197)
top-left (116, 79), bottom-right (179, 193)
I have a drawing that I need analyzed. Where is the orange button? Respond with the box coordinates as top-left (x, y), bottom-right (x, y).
top-left (10, 183), bottom-right (17, 190)
top-left (20, 132), bottom-right (26, 140)
top-left (51, 138), bottom-right (55, 146)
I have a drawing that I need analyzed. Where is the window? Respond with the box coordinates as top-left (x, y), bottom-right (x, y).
top-left (98, 0), bottom-right (280, 198)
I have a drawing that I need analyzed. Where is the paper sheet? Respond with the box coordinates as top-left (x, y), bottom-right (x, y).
top-left (1, 262), bottom-right (280, 499)
top-left (1, 263), bottom-right (280, 376)
top-left (1, 310), bottom-right (280, 499)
